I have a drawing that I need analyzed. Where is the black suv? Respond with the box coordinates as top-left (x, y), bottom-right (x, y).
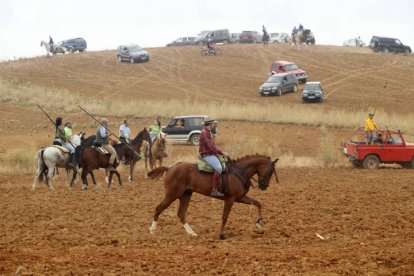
top-left (259, 73), bottom-right (298, 96)
top-left (369, 36), bottom-right (411, 54)
top-left (58, 38), bottom-right (87, 53)
top-left (162, 115), bottom-right (217, 145)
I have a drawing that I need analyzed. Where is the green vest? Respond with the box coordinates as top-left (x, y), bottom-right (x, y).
top-left (95, 126), bottom-right (109, 145)
top-left (55, 126), bottom-right (67, 143)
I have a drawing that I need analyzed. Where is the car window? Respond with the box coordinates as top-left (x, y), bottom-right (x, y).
top-left (388, 133), bottom-right (403, 145)
top-left (187, 117), bottom-right (203, 127)
top-left (267, 75), bottom-right (283, 83)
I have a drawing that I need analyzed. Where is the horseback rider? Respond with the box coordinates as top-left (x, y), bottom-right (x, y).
top-left (49, 35), bottom-right (55, 51)
top-left (291, 26), bottom-right (298, 39)
top-left (298, 24), bottom-right (304, 31)
top-left (199, 117), bottom-right (229, 197)
top-left (54, 117), bottom-right (76, 168)
top-left (206, 39), bottom-right (214, 53)
top-left (119, 119), bottom-right (131, 144)
top-left (95, 117), bottom-right (118, 171)
top-left (149, 118), bottom-right (161, 142)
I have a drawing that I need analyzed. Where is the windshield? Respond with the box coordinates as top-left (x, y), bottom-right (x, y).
top-left (198, 31), bottom-right (210, 39)
top-left (128, 45), bottom-right (143, 52)
top-left (285, 64), bottom-right (299, 70)
top-left (270, 33), bottom-right (279, 37)
top-left (304, 83), bottom-right (320, 90)
top-left (266, 75), bottom-right (283, 83)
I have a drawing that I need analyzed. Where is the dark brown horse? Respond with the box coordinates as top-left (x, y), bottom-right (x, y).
top-left (78, 128), bottom-right (150, 185)
top-left (147, 154), bottom-right (279, 240)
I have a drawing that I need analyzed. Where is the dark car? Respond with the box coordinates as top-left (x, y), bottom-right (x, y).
top-left (116, 44), bottom-right (150, 63)
top-left (302, 81), bottom-right (324, 103)
top-left (239, 31), bottom-right (262, 43)
top-left (57, 37), bottom-right (87, 53)
top-left (162, 115), bottom-right (217, 146)
top-left (167, 37), bottom-right (196, 46)
top-left (259, 73), bottom-right (298, 96)
top-left (195, 29), bottom-right (230, 45)
top-left (369, 36), bottom-right (411, 54)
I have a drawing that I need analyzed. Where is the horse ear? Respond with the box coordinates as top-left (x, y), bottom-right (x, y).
top-left (272, 158), bottom-right (279, 164)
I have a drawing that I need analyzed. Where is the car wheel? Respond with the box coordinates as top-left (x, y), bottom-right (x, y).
top-left (404, 49), bottom-right (411, 55)
top-left (311, 38), bottom-right (315, 45)
top-left (79, 49), bottom-right (84, 53)
top-left (362, 155), bottom-right (380, 169)
top-left (117, 55), bottom-right (122, 62)
top-left (130, 57), bottom-right (134, 64)
top-left (253, 39), bottom-right (257, 44)
top-left (351, 160), bottom-right (361, 168)
top-left (68, 48), bottom-right (74, 54)
top-left (190, 134), bottom-right (200, 146)
top-left (383, 47), bottom-right (389, 54)
top-left (276, 88), bottom-right (282, 96)
top-left (411, 157), bottom-right (414, 168)
top-left (302, 79), bottom-right (307, 84)
top-left (293, 84), bottom-right (298, 92)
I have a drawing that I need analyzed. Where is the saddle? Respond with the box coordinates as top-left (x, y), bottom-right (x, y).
top-left (52, 145), bottom-right (69, 153)
top-left (196, 154), bottom-right (226, 173)
top-left (93, 147), bottom-right (109, 155)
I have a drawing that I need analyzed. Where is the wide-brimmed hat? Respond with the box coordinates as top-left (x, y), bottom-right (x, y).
top-left (203, 117), bottom-right (217, 125)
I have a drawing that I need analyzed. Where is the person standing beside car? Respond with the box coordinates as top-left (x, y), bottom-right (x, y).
top-left (365, 113), bottom-right (378, 144)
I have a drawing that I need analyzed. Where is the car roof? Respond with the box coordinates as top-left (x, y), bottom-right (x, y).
top-left (273, 60), bottom-right (295, 65)
top-left (271, 72), bottom-right (295, 77)
top-left (173, 115), bottom-right (208, 119)
top-left (305, 81), bottom-right (321, 84)
top-left (119, 44), bottom-right (142, 48)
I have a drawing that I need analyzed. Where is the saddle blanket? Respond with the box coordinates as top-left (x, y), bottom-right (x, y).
top-left (196, 154), bottom-right (226, 173)
top-left (94, 147), bottom-right (109, 155)
top-left (52, 145), bottom-right (69, 153)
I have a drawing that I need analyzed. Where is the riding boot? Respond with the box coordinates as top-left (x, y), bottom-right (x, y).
top-left (211, 171), bottom-right (224, 197)
top-left (108, 164), bottom-right (117, 172)
top-left (68, 153), bottom-right (75, 168)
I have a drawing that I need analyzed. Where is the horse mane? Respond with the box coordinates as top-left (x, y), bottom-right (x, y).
top-left (133, 128), bottom-right (150, 143)
top-left (233, 154), bottom-right (271, 163)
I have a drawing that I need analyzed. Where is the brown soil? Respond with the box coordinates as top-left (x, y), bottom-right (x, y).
top-left (0, 44), bottom-right (413, 275)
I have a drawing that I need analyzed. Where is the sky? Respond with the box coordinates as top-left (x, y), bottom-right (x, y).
top-left (0, 0), bottom-right (413, 61)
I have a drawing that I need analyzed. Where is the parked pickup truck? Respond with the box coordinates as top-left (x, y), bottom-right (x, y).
top-left (343, 128), bottom-right (414, 169)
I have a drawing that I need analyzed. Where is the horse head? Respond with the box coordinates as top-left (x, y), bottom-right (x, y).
top-left (256, 158), bottom-right (279, 190)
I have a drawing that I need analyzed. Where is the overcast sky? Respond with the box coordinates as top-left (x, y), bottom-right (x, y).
top-left (0, 0), bottom-right (413, 61)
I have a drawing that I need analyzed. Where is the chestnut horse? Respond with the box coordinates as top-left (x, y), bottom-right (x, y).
top-left (147, 155), bottom-right (279, 240)
top-left (144, 133), bottom-right (167, 173)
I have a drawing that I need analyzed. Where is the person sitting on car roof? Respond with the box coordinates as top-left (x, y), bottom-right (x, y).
top-left (365, 112), bottom-right (378, 144)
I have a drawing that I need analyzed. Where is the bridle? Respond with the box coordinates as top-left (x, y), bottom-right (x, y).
top-left (251, 164), bottom-right (279, 188)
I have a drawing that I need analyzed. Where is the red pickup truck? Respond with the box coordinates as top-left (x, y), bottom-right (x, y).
top-left (343, 128), bottom-right (414, 169)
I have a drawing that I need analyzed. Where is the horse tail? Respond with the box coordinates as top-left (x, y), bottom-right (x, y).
top-left (36, 149), bottom-right (47, 184)
top-left (147, 166), bottom-right (169, 179)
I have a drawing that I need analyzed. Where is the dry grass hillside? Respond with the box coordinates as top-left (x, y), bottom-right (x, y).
top-left (0, 44), bottom-right (413, 274)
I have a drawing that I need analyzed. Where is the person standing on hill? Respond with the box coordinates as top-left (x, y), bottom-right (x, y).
top-left (365, 112), bottom-right (378, 144)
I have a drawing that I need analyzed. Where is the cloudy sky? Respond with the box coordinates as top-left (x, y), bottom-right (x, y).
top-left (0, 0), bottom-right (412, 60)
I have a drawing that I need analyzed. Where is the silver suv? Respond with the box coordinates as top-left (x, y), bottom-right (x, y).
top-left (116, 44), bottom-right (150, 63)
top-left (162, 115), bottom-right (217, 145)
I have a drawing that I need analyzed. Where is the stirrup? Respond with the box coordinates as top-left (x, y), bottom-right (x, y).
top-left (211, 189), bottom-right (224, 197)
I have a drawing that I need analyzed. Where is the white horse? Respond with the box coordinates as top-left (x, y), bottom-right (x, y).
top-left (40, 40), bottom-right (66, 57)
top-left (288, 31), bottom-right (303, 51)
top-left (32, 132), bottom-right (84, 190)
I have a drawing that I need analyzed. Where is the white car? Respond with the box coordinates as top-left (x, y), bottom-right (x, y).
top-left (269, 32), bottom-right (289, 43)
top-left (343, 38), bottom-right (366, 47)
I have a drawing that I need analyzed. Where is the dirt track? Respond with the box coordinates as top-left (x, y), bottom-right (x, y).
top-left (0, 44), bottom-right (414, 274)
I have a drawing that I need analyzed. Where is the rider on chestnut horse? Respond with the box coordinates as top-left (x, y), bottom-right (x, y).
top-left (199, 117), bottom-right (229, 197)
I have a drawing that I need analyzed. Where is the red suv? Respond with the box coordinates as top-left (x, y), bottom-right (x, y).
top-left (269, 61), bottom-right (307, 83)
top-left (343, 128), bottom-right (414, 169)
top-left (239, 31), bottom-right (262, 44)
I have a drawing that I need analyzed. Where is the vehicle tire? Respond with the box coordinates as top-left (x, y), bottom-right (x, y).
top-left (383, 47), bottom-right (389, 54)
top-left (79, 49), bottom-right (84, 53)
top-left (117, 55), bottom-right (122, 62)
top-left (301, 79), bottom-right (307, 84)
top-left (130, 57), bottom-right (134, 64)
top-left (214, 49), bottom-right (222, 56)
top-left (293, 84), bottom-right (298, 92)
top-left (276, 88), bottom-right (282, 96)
top-left (311, 38), bottom-right (315, 45)
top-left (190, 134), bottom-right (200, 146)
top-left (68, 48), bottom-right (74, 54)
top-left (404, 49), bottom-right (411, 55)
top-left (253, 39), bottom-right (257, 44)
top-left (362, 155), bottom-right (380, 169)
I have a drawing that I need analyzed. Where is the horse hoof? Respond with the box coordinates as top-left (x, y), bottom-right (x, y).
top-left (219, 234), bottom-right (227, 240)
